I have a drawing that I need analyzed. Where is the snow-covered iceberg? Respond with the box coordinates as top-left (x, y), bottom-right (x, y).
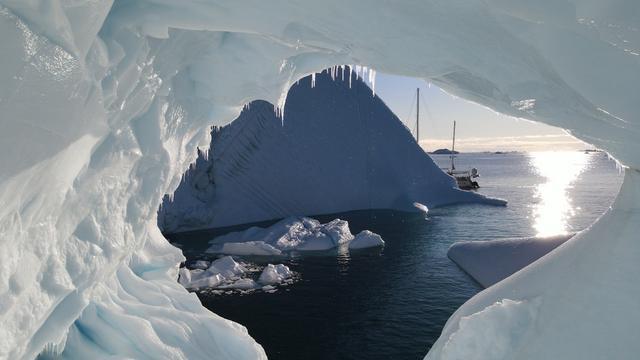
top-left (448, 234), bottom-right (574, 288)
top-left (207, 217), bottom-right (384, 255)
top-left (158, 70), bottom-right (502, 233)
top-left (1, 1), bottom-right (639, 359)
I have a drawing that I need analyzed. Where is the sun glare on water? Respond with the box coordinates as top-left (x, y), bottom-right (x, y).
top-left (529, 151), bottom-right (590, 237)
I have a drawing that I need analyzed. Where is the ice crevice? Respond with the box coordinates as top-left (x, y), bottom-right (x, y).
top-left (0, 1), bottom-right (639, 359)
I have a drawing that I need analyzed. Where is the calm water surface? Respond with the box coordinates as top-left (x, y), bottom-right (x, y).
top-left (168, 151), bottom-right (623, 360)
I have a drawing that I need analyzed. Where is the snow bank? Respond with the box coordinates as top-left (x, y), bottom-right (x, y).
top-left (207, 217), bottom-right (383, 255)
top-left (159, 70), bottom-right (503, 232)
top-left (0, 0), bottom-right (639, 359)
top-left (448, 234), bottom-right (574, 288)
top-left (349, 230), bottom-right (386, 250)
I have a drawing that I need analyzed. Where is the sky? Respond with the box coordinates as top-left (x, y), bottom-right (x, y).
top-left (373, 72), bottom-right (586, 152)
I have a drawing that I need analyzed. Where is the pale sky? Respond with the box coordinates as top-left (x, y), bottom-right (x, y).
top-left (373, 72), bottom-right (586, 152)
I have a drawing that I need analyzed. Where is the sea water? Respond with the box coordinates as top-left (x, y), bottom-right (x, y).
top-left (167, 151), bottom-right (623, 359)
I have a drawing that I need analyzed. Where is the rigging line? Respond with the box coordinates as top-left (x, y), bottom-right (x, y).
top-left (405, 90), bottom-right (417, 137)
top-left (418, 85), bottom-right (436, 139)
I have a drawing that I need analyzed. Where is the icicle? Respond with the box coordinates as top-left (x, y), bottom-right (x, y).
top-left (368, 68), bottom-right (376, 95)
top-left (275, 88), bottom-right (288, 125)
top-left (348, 65), bottom-right (353, 88)
top-left (311, 73), bottom-right (316, 88)
top-left (340, 65), bottom-right (345, 81)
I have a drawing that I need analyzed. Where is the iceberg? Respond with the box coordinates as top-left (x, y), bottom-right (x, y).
top-left (258, 264), bottom-right (293, 286)
top-left (206, 216), bottom-right (383, 255)
top-left (0, 0), bottom-right (638, 359)
top-left (158, 69), bottom-right (502, 233)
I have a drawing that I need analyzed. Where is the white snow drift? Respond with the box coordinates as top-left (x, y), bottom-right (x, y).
top-left (159, 70), bottom-right (502, 232)
top-left (207, 217), bottom-right (384, 255)
top-left (0, 1), bottom-right (639, 359)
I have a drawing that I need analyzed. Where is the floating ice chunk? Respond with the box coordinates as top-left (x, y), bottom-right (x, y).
top-left (208, 256), bottom-right (247, 278)
top-left (178, 256), bottom-right (247, 290)
top-left (179, 269), bottom-right (224, 290)
top-left (349, 230), bottom-right (385, 249)
top-left (207, 217), bottom-right (379, 254)
top-left (221, 278), bottom-right (259, 290)
top-left (448, 234), bottom-right (573, 288)
top-left (258, 264), bottom-right (293, 285)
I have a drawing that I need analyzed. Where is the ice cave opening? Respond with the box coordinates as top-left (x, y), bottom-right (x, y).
top-left (159, 67), bottom-right (625, 358)
top-left (1, 1), bottom-right (639, 359)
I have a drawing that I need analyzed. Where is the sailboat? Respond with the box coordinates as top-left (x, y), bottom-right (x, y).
top-left (445, 121), bottom-right (480, 190)
top-left (413, 88), bottom-right (480, 190)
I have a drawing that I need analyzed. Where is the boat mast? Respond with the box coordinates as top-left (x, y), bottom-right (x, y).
top-left (450, 120), bottom-right (456, 170)
top-left (416, 87), bottom-right (419, 142)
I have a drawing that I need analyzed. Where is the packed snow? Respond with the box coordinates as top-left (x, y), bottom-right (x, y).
top-left (159, 70), bottom-right (504, 233)
top-left (178, 256), bottom-right (293, 291)
top-left (207, 217), bottom-right (384, 256)
top-left (0, 1), bottom-right (639, 359)
top-left (448, 234), bottom-right (574, 288)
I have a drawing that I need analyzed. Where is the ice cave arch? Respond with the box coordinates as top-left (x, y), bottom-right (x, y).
top-left (0, 1), bottom-right (638, 359)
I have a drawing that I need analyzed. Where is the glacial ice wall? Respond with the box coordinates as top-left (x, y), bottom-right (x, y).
top-left (0, 0), bottom-right (638, 359)
top-left (159, 69), bottom-right (501, 233)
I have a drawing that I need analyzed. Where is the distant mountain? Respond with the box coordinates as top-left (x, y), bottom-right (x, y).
top-left (430, 148), bottom-right (459, 155)
top-left (159, 69), bottom-right (503, 233)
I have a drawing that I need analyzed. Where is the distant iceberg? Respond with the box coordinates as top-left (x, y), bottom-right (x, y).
top-left (159, 70), bottom-right (504, 233)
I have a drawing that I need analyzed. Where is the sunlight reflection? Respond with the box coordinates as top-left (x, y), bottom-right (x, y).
top-left (529, 151), bottom-right (590, 237)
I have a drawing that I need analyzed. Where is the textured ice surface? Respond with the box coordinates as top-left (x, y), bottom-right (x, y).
top-left (178, 257), bottom-right (291, 291)
top-left (206, 217), bottom-right (383, 254)
top-left (448, 234), bottom-right (574, 288)
top-left (0, 0), bottom-right (639, 359)
top-left (258, 264), bottom-right (293, 286)
top-left (349, 230), bottom-right (385, 250)
top-left (159, 70), bottom-right (502, 232)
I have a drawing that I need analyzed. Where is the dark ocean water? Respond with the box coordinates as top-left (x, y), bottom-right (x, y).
top-left (167, 151), bottom-right (623, 360)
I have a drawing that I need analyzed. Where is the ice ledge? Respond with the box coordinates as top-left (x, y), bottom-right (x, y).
top-left (448, 234), bottom-right (574, 288)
